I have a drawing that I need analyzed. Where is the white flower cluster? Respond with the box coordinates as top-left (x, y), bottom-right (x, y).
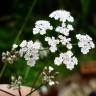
top-left (55, 23), bottom-right (74, 36)
top-left (50, 10), bottom-right (74, 36)
top-left (2, 49), bottom-right (19, 64)
top-left (58, 35), bottom-right (72, 49)
top-left (49, 10), bottom-right (74, 22)
top-left (45, 36), bottom-right (59, 52)
top-left (54, 51), bottom-right (78, 70)
top-left (33, 20), bottom-right (53, 35)
top-left (19, 40), bottom-right (41, 67)
top-left (42, 66), bottom-right (59, 86)
top-left (8, 76), bottom-right (22, 89)
top-left (76, 34), bottom-right (95, 54)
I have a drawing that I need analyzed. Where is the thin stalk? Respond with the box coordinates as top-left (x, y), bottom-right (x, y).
top-left (0, 89), bottom-right (16, 96)
top-left (39, 48), bottom-right (49, 51)
top-left (26, 64), bottom-right (45, 96)
top-left (14, 0), bottom-right (38, 43)
top-left (18, 86), bottom-right (22, 96)
top-left (28, 84), bottom-right (43, 95)
top-left (13, 63), bottom-right (22, 96)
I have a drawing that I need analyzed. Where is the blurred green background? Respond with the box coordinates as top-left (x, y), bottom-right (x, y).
top-left (0, 0), bottom-right (96, 86)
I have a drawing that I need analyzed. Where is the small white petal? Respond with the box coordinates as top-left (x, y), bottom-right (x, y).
top-left (67, 43), bottom-right (72, 49)
top-left (49, 81), bottom-right (55, 86)
top-left (49, 46), bottom-right (57, 52)
top-left (20, 40), bottom-right (27, 48)
top-left (49, 66), bottom-right (54, 72)
top-left (54, 57), bottom-right (62, 66)
top-left (67, 24), bottom-right (74, 31)
top-left (12, 44), bottom-right (18, 49)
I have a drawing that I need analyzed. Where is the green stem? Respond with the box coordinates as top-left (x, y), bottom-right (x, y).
top-left (27, 83), bottom-right (43, 95)
top-left (0, 63), bottom-right (7, 79)
top-left (26, 63), bottom-right (45, 96)
top-left (14, 0), bottom-right (38, 43)
top-left (24, 67), bottom-right (31, 80)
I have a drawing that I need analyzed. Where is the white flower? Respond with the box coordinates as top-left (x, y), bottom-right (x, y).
top-left (49, 66), bottom-right (54, 72)
top-left (27, 58), bottom-right (36, 67)
top-left (76, 34), bottom-right (95, 54)
top-left (81, 47), bottom-right (89, 54)
top-left (55, 24), bottom-right (74, 36)
top-left (49, 80), bottom-right (55, 86)
top-left (45, 36), bottom-right (59, 52)
top-left (27, 41), bottom-right (33, 48)
top-left (20, 40), bottom-right (27, 48)
top-left (33, 20), bottom-right (53, 35)
top-left (33, 41), bottom-right (41, 49)
top-left (45, 37), bottom-right (50, 41)
top-left (67, 24), bottom-right (74, 31)
top-left (11, 76), bottom-right (15, 81)
top-left (54, 57), bottom-right (63, 66)
top-left (60, 51), bottom-right (73, 58)
top-left (19, 47), bottom-right (27, 57)
top-left (54, 51), bottom-right (78, 70)
top-left (72, 56), bottom-right (78, 65)
top-left (55, 26), bottom-right (70, 36)
top-left (64, 56), bottom-right (78, 70)
top-left (66, 63), bottom-right (75, 70)
top-left (66, 43), bottom-right (72, 49)
top-left (62, 23), bottom-right (66, 27)
top-left (49, 10), bottom-right (74, 23)
top-left (12, 44), bottom-right (18, 49)
top-left (45, 36), bottom-right (59, 46)
top-left (67, 15), bottom-right (74, 22)
top-left (58, 35), bottom-right (72, 49)
top-left (49, 46), bottom-right (57, 52)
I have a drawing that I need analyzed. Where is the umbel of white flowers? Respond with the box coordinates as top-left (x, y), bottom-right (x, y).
top-left (10, 10), bottom-right (95, 70)
top-left (32, 10), bottom-right (95, 70)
